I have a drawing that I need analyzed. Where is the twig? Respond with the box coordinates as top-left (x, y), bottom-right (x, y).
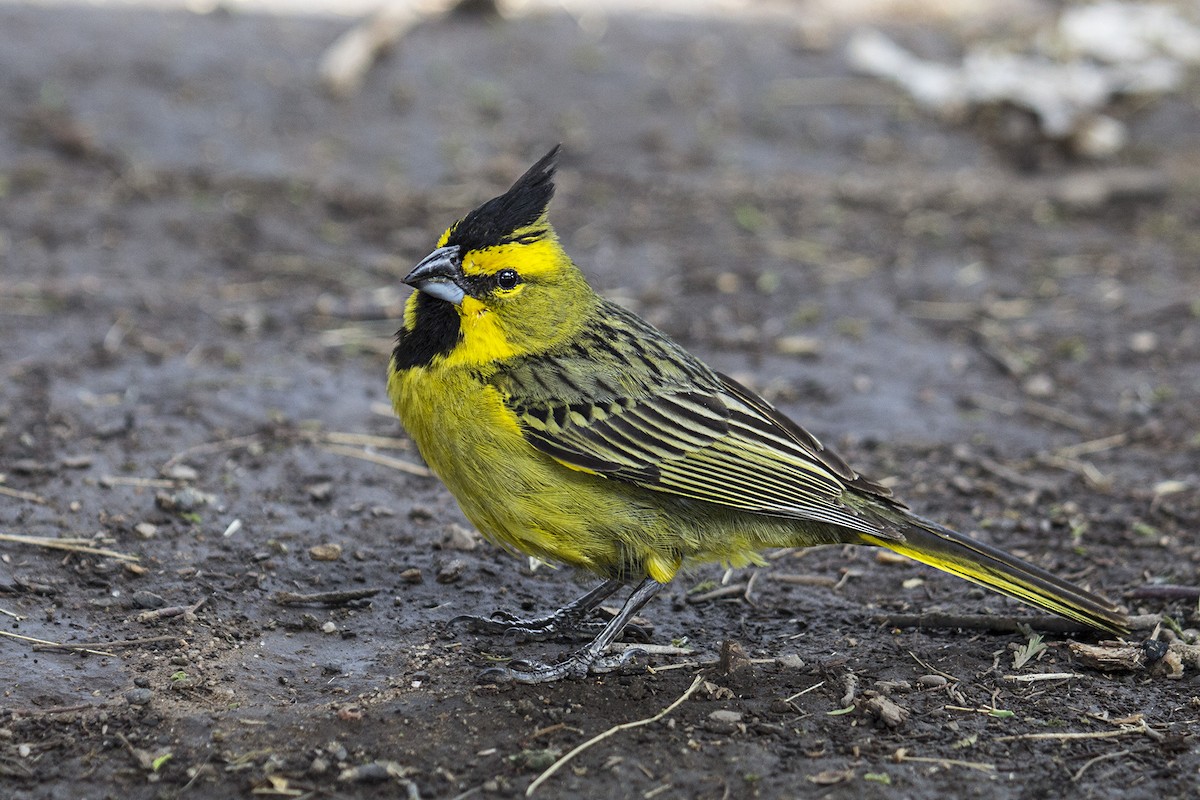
top-left (880, 612), bottom-right (1105, 635)
top-left (319, 0), bottom-right (463, 97)
top-left (273, 588), bottom-right (381, 607)
top-left (769, 573), bottom-right (839, 588)
top-left (995, 725), bottom-right (1152, 743)
top-left (0, 485), bottom-right (46, 504)
top-left (319, 444), bottom-right (431, 477)
top-left (840, 671), bottom-right (858, 707)
top-left (1003, 672), bottom-right (1086, 683)
top-left (952, 445), bottom-right (1055, 492)
top-left (1037, 454), bottom-right (1109, 489)
top-left (1127, 585), bottom-right (1200, 601)
top-left (320, 431), bottom-right (413, 450)
top-left (685, 583), bottom-right (747, 603)
top-left (0, 606), bottom-right (25, 620)
top-left (892, 750), bottom-right (995, 773)
top-left (162, 433), bottom-right (263, 470)
top-left (743, 570), bottom-right (760, 606)
top-left (0, 533), bottom-right (138, 562)
top-left (909, 651), bottom-right (960, 683)
top-left (1054, 433), bottom-right (1128, 460)
top-left (526, 675), bottom-right (704, 797)
top-left (0, 629), bottom-right (116, 657)
top-left (607, 642), bottom-right (693, 657)
top-left (9, 702), bottom-right (102, 717)
top-left (99, 475), bottom-right (176, 489)
top-left (135, 597), bottom-right (207, 623)
top-left (34, 634), bottom-right (181, 651)
top-left (1072, 749), bottom-right (1131, 782)
top-left (783, 681), bottom-right (825, 703)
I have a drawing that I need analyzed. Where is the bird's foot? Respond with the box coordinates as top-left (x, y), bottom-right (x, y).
top-left (477, 646), bottom-right (648, 684)
top-left (451, 610), bottom-right (650, 643)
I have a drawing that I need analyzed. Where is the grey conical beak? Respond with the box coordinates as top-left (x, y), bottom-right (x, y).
top-left (403, 245), bottom-right (465, 306)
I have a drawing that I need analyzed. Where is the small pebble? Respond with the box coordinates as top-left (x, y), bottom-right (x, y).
top-left (775, 335), bottom-right (822, 357)
top-left (309, 543), bottom-right (343, 561)
top-left (399, 567), bottom-right (423, 584)
top-left (917, 674), bottom-right (948, 688)
top-left (776, 654), bottom-right (805, 669)
top-left (1129, 331), bottom-right (1158, 353)
top-left (307, 481), bottom-right (333, 502)
top-left (321, 621), bottom-right (337, 634)
top-left (134, 522), bottom-right (158, 539)
top-left (131, 590), bottom-right (165, 609)
top-left (705, 709), bottom-right (743, 734)
top-left (164, 464), bottom-right (198, 481)
top-left (436, 559), bottom-right (466, 584)
top-left (125, 688), bottom-right (153, 706)
top-left (441, 523), bottom-right (479, 551)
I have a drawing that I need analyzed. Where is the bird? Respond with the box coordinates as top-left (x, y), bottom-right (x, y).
top-left (387, 146), bottom-right (1128, 683)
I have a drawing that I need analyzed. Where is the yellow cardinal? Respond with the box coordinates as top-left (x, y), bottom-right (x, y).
top-left (388, 146), bottom-right (1127, 683)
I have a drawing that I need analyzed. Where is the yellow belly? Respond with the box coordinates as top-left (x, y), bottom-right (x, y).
top-left (388, 363), bottom-right (649, 576)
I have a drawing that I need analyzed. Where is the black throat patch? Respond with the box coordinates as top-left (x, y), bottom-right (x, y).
top-left (392, 292), bottom-right (461, 370)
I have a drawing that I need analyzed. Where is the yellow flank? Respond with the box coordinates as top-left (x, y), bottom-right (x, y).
top-left (388, 147), bottom-right (1129, 636)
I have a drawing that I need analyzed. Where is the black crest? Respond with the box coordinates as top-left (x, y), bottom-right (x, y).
top-left (445, 145), bottom-right (560, 253)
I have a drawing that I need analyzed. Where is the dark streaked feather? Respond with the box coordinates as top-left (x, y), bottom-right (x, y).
top-left (495, 300), bottom-right (901, 537)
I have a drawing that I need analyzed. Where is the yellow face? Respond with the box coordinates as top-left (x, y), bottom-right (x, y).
top-left (403, 219), bottom-right (594, 368)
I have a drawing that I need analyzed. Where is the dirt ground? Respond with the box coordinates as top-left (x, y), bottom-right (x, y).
top-left (2, 2), bottom-right (1199, 798)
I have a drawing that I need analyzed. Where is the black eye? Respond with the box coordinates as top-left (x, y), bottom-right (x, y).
top-left (496, 269), bottom-right (520, 290)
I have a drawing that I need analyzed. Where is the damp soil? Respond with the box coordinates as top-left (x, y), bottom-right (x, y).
top-left (2, 3), bottom-right (1199, 799)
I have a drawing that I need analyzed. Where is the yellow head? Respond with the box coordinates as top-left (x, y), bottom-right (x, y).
top-left (394, 146), bottom-right (595, 370)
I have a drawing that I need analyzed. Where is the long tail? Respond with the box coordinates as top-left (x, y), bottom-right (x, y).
top-left (859, 514), bottom-right (1129, 634)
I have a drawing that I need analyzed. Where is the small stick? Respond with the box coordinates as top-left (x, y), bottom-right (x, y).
top-left (319, 0), bottom-right (462, 98)
top-left (319, 444), bottom-right (431, 477)
top-left (686, 583), bottom-right (747, 603)
top-left (99, 475), bottom-right (175, 489)
top-left (33, 634), bottom-right (180, 652)
top-left (526, 675), bottom-right (704, 797)
top-left (0, 533), bottom-right (138, 562)
top-left (1004, 672), bottom-right (1086, 683)
top-left (607, 642), bottom-right (692, 657)
top-left (320, 431), bottom-right (413, 450)
top-left (743, 570), bottom-right (760, 606)
top-left (1072, 749), bottom-right (1131, 782)
top-left (783, 680), bottom-right (825, 703)
top-left (274, 588), bottom-right (381, 607)
top-left (9, 702), bottom-right (100, 717)
top-left (1054, 433), bottom-right (1128, 460)
top-left (892, 751), bottom-right (995, 773)
top-left (1127, 585), bottom-right (1200, 600)
top-left (880, 612), bottom-right (1105, 635)
top-left (0, 607), bottom-right (25, 620)
top-left (162, 433), bottom-right (262, 470)
top-left (995, 726), bottom-right (1150, 743)
top-left (769, 573), bottom-right (839, 588)
top-left (0, 629), bottom-right (116, 657)
top-left (909, 651), bottom-right (960, 683)
top-left (0, 485), bottom-right (46, 504)
top-left (135, 597), bottom-right (207, 623)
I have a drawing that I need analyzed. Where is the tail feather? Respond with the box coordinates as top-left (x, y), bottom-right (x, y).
top-left (860, 515), bottom-right (1129, 634)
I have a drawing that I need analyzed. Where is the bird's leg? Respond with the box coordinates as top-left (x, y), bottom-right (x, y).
top-left (479, 578), bottom-right (664, 684)
top-left (450, 578), bottom-right (625, 641)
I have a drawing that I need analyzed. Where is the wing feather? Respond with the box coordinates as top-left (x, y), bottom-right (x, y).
top-left (496, 301), bottom-right (894, 536)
